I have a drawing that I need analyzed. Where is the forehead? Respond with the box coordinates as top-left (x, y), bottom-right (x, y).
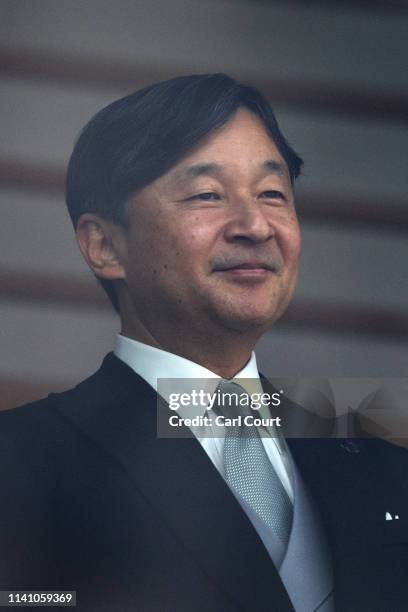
top-left (168, 108), bottom-right (288, 181)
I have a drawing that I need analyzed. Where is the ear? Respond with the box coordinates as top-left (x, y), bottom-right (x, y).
top-left (76, 213), bottom-right (127, 281)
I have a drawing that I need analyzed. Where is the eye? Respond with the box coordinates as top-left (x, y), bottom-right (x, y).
top-left (261, 190), bottom-right (286, 201)
top-left (187, 192), bottom-right (221, 201)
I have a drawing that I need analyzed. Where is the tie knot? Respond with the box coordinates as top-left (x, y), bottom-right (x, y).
top-left (213, 380), bottom-right (253, 419)
top-left (217, 380), bottom-right (248, 396)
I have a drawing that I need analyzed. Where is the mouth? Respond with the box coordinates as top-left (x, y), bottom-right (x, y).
top-left (213, 262), bottom-right (277, 280)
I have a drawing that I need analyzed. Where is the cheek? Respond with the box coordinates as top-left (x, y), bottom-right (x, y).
top-left (171, 225), bottom-right (213, 264)
top-left (280, 225), bottom-right (301, 266)
top-left (147, 232), bottom-right (205, 283)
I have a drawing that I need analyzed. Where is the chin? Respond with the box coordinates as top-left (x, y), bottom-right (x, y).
top-left (203, 288), bottom-right (291, 332)
top-left (210, 307), bottom-right (282, 334)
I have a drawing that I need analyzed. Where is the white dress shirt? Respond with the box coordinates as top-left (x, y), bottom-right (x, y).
top-left (114, 334), bottom-right (293, 501)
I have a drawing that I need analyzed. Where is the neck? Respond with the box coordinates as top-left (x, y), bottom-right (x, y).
top-left (120, 317), bottom-right (259, 379)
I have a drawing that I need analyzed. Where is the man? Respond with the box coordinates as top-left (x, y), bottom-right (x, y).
top-left (1, 74), bottom-right (408, 611)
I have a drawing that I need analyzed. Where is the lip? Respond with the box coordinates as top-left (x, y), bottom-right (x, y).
top-left (214, 263), bottom-right (274, 279)
top-left (221, 267), bottom-right (271, 275)
top-left (215, 262), bottom-right (273, 271)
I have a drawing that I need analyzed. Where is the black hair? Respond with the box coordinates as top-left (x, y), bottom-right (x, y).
top-left (66, 73), bottom-right (303, 312)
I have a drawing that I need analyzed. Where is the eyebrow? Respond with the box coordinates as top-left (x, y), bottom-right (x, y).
top-left (261, 159), bottom-right (287, 177)
top-left (174, 159), bottom-right (288, 182)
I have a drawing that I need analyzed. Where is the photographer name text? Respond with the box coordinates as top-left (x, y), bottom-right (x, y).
top-left (168, 414), bottom-right (282, 428)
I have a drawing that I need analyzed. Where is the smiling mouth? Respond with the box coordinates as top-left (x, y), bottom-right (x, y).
top-left (214, 263), bottom-right (276, 280)
top-left (221, 267), bottom-right (271, 274)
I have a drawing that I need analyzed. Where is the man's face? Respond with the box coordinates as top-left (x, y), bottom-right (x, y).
top-left (120, 108), bottom-right (301, 339)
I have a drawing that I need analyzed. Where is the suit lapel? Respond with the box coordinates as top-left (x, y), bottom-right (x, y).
top-left (53, 353), bottom-right (294, 612)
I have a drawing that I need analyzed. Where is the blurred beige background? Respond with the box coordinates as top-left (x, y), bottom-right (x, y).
top-left (1, 0), bottom-right (407, 409)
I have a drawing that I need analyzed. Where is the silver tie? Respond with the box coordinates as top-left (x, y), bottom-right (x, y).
top-left (217, 380), bottom-right (293, 547)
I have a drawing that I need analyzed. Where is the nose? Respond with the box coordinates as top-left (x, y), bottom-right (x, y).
top-left (223, 197), bottom-right (275, 244)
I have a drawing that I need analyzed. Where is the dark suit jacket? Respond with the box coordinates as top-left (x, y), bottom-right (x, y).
top-left (1, 353), bottom-right (408, 611)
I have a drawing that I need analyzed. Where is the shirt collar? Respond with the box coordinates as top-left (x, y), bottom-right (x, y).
top-left (114, 333), bottom-right (262, 410)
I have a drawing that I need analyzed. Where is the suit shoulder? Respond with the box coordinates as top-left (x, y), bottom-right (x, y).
top-left (0, 395), bottom-right (59, 437)
top-left (0, 366), bottom-right (105, 447)
top-left (0, 353), bottom-right (116, 426)
top-left (0, 353), bottom-right (146, 445)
